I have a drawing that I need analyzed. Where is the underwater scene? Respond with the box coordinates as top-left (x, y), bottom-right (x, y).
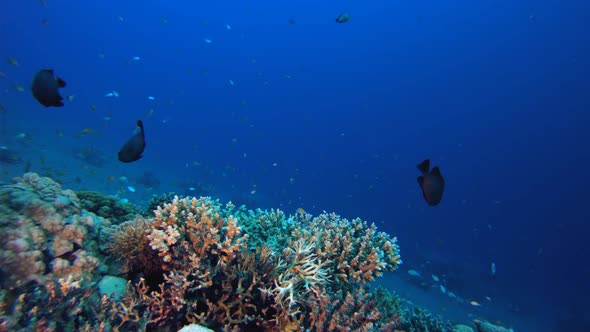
top-left (1, 1), bottom-right (589, 331)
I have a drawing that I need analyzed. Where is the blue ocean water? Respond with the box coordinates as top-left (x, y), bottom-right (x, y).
top-left (1, 0), bottom-right (589, 331)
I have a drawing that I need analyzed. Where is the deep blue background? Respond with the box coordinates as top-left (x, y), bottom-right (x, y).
top-left (1, 0), bottom-right (589, 329)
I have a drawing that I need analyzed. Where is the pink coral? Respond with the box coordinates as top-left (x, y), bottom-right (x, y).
top-left (0, 173), bottom-right (101, 288)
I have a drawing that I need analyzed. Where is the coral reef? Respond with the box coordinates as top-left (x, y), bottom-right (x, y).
top-left (290, 211), bottom-right (402, 286)
top-left (474, 319), bottom-right (514, 332)
top-left (0, 173), bottom-right (103, 289)
top-left (0, 173), bottom-right (460, 331)
top-left (235, 206), bottom-right (296, 250)
top-left (77, 190), bottom-right (141, 224)
top-left (0, 173), bottom-right (113, 331)
top-left (145, 191), bottom-right (178, 216)
top-left (107, 195), bottom-right (404, 331)
top-left (372, 286), bottom-right (454, 332)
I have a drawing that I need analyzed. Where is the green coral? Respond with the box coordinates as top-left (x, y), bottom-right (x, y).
top-left (233, 205), bottom-right (297, 251)
top-left (370, 286), bottom-right (454, 332)
top-left (145, 192), bottom-right (177, 216)
top-left (76, 190), bottom-right (140, 224)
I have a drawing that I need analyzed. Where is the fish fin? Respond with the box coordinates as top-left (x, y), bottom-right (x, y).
top-left (56, 77), bottom-right (66, 87)
top-left (431, 166), bottom-right (442, 177)
top-left (137, 120), bottom-right (143, 129)
top-left (417, 159), bottom-right (430, 174)
top-left (417, 176), bottom-right (424, 187)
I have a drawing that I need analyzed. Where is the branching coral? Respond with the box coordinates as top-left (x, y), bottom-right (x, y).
top-left (105, 195), bottom-right (405, 331)
top-left (292, 212), bottom-right (402, 287)
top-left (106, 216), bottom-right (160, 275)
top-left (235, 207), bottom-right (295, 250)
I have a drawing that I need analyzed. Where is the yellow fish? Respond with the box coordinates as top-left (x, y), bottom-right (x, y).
top-left (470, 301), bottom-right (482, 306)
top-left (297, 208), bottom-right (306, 215)
top-left (81, 128), bottom-right (95, 134)
top-left (14, 83), bottom-right (24, 92)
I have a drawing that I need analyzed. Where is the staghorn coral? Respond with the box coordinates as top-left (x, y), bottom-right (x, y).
top-left (106, 195), bottom-right (405, 331)
top-left (235, 206), bottom-right (296, 250)
top-left (290, 211), bottom-right (402, 288)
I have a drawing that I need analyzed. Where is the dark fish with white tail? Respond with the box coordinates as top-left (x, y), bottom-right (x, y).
top-left (118, 120), bottom-right (146, 163)
top-left (417, 159), bottom-right (445, 206)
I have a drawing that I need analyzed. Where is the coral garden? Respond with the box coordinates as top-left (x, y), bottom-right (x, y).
top-left (0, 173), bottom-right (467, 331)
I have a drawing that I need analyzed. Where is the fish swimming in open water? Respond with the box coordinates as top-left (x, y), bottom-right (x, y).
top-left (335, 13), bottom-right (350, 23)
top-left (118, 120), bottom-right (146, 163)
top-left (31, 69), bottom-right (66, 107)
top-left (417, 159), bottom-right (445, 206)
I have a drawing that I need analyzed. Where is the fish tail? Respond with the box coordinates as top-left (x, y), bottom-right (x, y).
top-left (417, 159), bottom-right (430, 174)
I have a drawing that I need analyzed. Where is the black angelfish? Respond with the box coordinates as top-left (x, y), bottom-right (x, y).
top-left (118, 120), bottom-right (146, 163)
top-left (31, 69), bottom-right (66, 107)
top-left (417, 159), bottom-right (445, 206)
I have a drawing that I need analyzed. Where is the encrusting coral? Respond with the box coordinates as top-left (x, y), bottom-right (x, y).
top-left (0, 173), bottom-right (102, 289)
top-left (0, 173), bottom-right (113, 331)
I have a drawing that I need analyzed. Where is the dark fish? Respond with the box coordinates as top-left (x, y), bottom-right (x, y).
top-left (31, 69), bottom-right (66, 107)
top-left (118, 120), bottom-right (146, 163)
top-left (417, 159), bottom-right (445, 206)
top-left (335, 13), bottom-right (350, 23)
